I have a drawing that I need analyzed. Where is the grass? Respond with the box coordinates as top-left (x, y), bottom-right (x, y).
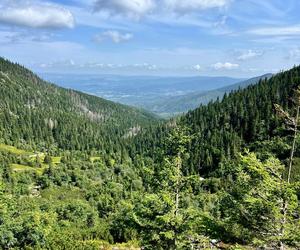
top-left (28, 152), bottom-right (45, 159)
top-left (11, 163), bottom-right (35, 171)
top-left (41, 186), bottom-right (85, 200)
top-left (52, 156), bottom-right (62, 164)
top-left (11, 164), bottom-right (44, 175)
top-left (90, 156), bottom-right (101, 162)
top-left (0, 143), bottom-right (61, 174)
top-left (0, 143), bottom-right (32, 155)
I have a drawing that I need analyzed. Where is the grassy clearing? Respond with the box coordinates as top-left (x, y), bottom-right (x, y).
top-left (11, 164), bottom-right (44, 175)
top-left (28, 153), bottom-right (45, 159)
top-left (0, 143), bottom-right (61, 174)
top-left (52, 156), bottom-right (62, 164)
top-left (11, 162), bottom-right (61, 175)
top-left (41, 186), bottom-right (85, 200)
top-left (0, 143), bottom-right (32, 155)
top-left (11, 163), bottom-right (35, 172)
top-left (90, 156), bottom-right (101, 162)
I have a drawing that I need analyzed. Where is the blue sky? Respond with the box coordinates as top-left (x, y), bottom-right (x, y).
top-left (0, 0), bottom-right (300, 77)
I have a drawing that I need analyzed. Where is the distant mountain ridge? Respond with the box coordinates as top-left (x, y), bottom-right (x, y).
top-left (149, 73), bottom-right (273, 116)
top-left (41, 72), bottom-right (272, 118)
top-left (41, 73), bottom-right (243, 116)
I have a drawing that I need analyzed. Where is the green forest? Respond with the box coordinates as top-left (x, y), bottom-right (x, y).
top-left (1, 57), bottom-right (300, 249)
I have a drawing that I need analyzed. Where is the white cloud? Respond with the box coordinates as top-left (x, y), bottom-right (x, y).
top-left (237, 50), bottom-right (263, 61)
top-left (94, 30), bottom-right (133, 43)
top-left (193, 64), bottom-right (202, 71)
top-left (0, 1), bottom-right (75, 29)
top-left (212, 62), bottom-right (239, 70)
top-left (93, 0), bottom-right (231, 17)
top-left (248, 25), bottom-right (300, 36)
top-left (163, 0), bottom-right (230, 13)
top-left (93, 0), bottom-right (155, 18)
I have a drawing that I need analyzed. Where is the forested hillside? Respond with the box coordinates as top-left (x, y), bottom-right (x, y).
top-left (181, 69), bottom-right (297, 175)
top-left (131, 68), bottom-right (299, 176)
top-left (0, 57), bottom-right (157, 152)
top-left (1, 59), bottom-right (300, 249)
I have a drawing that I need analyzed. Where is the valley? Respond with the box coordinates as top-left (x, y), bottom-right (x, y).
top-left (41, 73), bottom-right (244, 117)
top-left (1, 57), bottom-right (300, 249)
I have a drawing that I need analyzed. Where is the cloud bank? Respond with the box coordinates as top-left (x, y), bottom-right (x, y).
top-left (93, 0), bottom-right (231, 18)
top-left (164, 0), bottom-right (230, 13)
top-left (93, 0), bottom-right (155, 18)
top-left (0, 1), bottom-right (75, 29)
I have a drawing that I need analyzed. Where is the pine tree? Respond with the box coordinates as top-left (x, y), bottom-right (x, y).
top-left (217, 153), bottom-right (298, 247)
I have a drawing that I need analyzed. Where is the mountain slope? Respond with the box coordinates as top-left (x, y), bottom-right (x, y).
top-left (149, 74), bottom-right (272, 116)
top-left (130, 67), bottom-right (299, 176)
top-left (180, 69), bottom-right (297, 175)
top-left (0, 58), bottom-right (157, 151)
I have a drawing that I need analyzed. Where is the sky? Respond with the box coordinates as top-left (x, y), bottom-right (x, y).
top-left (0, 0), bottom-right (300, 77)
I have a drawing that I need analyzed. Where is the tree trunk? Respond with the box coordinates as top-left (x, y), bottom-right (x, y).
top-left (280, 105), bottom-right (300, 250)
top-left (287, 105), bottom-right (299, 183)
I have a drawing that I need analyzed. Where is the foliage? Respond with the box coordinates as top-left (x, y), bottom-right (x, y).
top-left (1, 58), bottom-right (300, 249)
